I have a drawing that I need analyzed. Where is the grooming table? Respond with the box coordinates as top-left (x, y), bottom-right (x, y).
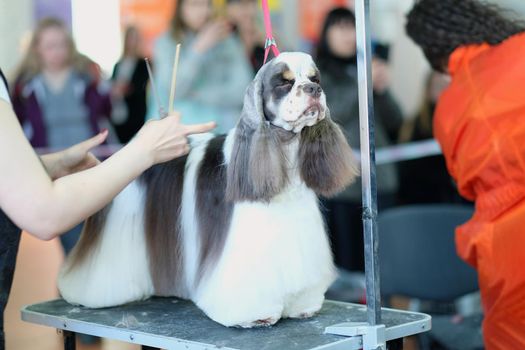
top-left (21, 297), bottom-right (430, 350)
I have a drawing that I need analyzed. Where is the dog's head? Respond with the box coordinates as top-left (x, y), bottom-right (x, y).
top-left (239, 52), bottom-right (327, 133)
top-left (227, 52), bottom-right (358, 203)
top-left (260, 52), bottom-right (327, 133)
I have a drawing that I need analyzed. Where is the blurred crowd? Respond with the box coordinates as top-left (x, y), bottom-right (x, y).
top-left (8, 0), bottom-right (467, 272)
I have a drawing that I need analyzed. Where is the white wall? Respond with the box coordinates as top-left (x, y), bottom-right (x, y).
top-left (0, 0), bottom-right (122, 79)
top-left (71, 0), bottom-right (122, 76)
top-left (371, 0), bottom-right (429, 118)
top-left (0, 0), bottom-right (33, 80)
top-left (494, 0), bottom-right (525, 15)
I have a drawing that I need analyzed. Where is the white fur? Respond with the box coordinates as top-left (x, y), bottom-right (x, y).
top-left (58, 53), bottom-right (339, 327)
top-left (191, 132), bottom-right (336, 326)
top-left (58, 181), bottom-right (154, 307)
top-left (181, 133), bottom-right (215, 295)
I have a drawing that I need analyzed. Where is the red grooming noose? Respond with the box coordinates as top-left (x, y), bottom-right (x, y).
top-left (262, 0), bottom-right (280, 64)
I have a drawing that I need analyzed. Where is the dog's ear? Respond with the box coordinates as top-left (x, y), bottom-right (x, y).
top-left (299, 108), bottom-right (359, 197)
top-left (226, 69), bottom-right (288, 203)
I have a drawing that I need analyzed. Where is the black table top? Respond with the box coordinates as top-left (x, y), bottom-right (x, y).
top-left (22, 298), bottom-right (431, 350)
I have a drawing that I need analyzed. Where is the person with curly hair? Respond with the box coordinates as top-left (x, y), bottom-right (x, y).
top-left (406, 0), bottom-right (525, 348)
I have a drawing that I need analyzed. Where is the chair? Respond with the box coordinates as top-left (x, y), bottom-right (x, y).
top-left (378, 204), bottom-right (483, 350)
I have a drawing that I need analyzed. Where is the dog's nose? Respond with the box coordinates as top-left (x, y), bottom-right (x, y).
top-left (302, 83), bottom-right (322, 98)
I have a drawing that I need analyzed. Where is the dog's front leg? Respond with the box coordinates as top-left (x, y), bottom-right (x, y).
top-left (282, 285), bottom-right (326, 319)
top-left (195, 290), bottom-right (284, 328)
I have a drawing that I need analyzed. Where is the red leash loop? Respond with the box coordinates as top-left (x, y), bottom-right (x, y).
top-left (262, 0), bottom-right (280, 64)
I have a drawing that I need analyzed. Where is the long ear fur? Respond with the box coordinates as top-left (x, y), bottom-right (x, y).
top-left (299, 110), bottom-right (359, 197)
top-left (226, 69), bottom-right (289, 203)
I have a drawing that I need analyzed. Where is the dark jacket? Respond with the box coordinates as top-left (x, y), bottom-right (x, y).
top-left (319, 59), bottom-right (403, 201)
top-left (0, 67), bottom-right (22, 349)
top-left (11, 72), bottom-right (111, 148)
top-left (111, 59), bottom-right (148, 143)
top-left (397, 104), bottom-right (464, 204)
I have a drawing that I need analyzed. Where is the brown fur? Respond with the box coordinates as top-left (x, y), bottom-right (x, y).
top-left (142, 156), bottom-right (188, 297)
top-left (64, 204), bottom-right (111, 270)
top-left (226, 120), bottom-right (291, 203)
top-left (195, 136), bottom-right (234, 283)
top-left (299, 114), bottom-right (359, 197)
top-left (248, 122), bottom-right (290, 201)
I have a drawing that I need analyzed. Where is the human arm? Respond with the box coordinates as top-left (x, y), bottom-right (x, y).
top-left (40, 131), bottom-right (107, 180)
top-left (0, 100), bottom-right (215, 240)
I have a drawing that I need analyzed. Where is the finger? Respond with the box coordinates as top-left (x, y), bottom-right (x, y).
top-left (175, 136), bottom-right (188, 147)
top-left (182, 121), bottom-right (216, 135)
top-left (181, 144), bottom-right (190, 156)
top-left (87, 152), bottom-right (101, 166)
top-left (79, 153), bottom-right (101, 169)
top-left (76, 129), bottom-right (108, 153)
top-left (165, 112), bottom-right (181, 124)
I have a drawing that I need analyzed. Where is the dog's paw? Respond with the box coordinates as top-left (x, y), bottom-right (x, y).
top-left (237, 316), bottom-right (280, 328)
top-left (288, 310), bottom-right (318, 319)
top-left (283, 302), bottom-right (322, 320)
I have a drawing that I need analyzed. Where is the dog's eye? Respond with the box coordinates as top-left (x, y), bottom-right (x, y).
top-left (280, 79), bottom-right (295, 87)
top-left (309, 76), bottom-right (320, 84)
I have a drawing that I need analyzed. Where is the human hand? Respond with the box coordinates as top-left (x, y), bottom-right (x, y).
top-left (42, 130), bottom-right (108, 179)
top-left (372, 58), bottom-right (390, 94)
top-left (132, 112), bottom-right (216, 165)
top-left (60, 130), bottom-right (108, 175)
top-left (193, 19), bottom-right (232, 54)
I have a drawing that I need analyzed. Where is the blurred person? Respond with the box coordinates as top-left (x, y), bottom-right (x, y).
top-left (149, 0), bottom-right (253, 133)
top-left (397, 72), bottom-right (465, 204)
top-left (11, 18), bottom-right (113, 254)
top-left (111, 26), bottom-right (149, 143)
top-left (316, 7), bottom-right (403, 273)
top-left (225, 0), bottom-right (266, 72)
top-left (0, 65), bottom-right (215, 347)
top-left (12, 18), bottom-right (111, 150)
top-left (406, 0), bottom-right (525, 348)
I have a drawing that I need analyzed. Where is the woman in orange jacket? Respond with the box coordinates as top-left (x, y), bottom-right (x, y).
top-left (406, 1), bottom-right (525, 348)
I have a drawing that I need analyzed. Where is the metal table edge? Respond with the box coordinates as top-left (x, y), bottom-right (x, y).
top-left (21, 300), bottom-right (432, 350)
top-left (21, 305), bottom-right (238, 350)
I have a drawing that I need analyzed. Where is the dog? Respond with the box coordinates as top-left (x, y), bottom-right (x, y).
top-left (58, 52), bottom-right (358, 328)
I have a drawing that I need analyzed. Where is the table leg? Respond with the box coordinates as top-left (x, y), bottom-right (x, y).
top-left (387, 338), bottom-right (403, 350)
top-left (59, 330), bottom-right (76, 350)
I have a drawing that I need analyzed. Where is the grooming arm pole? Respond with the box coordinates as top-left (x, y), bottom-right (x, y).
top-left (355, 0), bottom-right (382, 328)
top-left (325, 0), bottom-right (385, 348)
